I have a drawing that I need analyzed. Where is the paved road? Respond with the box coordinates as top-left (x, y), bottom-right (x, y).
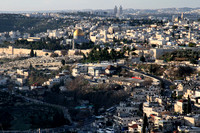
top-left (127, 66), bottom-right (173, 97)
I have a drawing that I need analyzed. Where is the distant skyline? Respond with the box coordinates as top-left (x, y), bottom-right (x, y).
top-left (1, 0), bottom-right (200, 11)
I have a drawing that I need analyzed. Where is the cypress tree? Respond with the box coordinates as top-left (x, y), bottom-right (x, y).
top-left (34, 52), bottom-right (37, 57)
top-left (30, 49), bottom-right (34, 57)
top-left (61, 59), bottom-right (65, 66)
top-left (143, 113), bottom-right (148, 133)
top-left (187, 95), bottom-right (192, 114)
top-left (82, 53), bottom-right (86, 60)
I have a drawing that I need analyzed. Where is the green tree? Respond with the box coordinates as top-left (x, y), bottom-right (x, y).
top-left (0, 112), bottom-right (13, 130)
top-left (149, 64), bottom-right (153, 74)
top-left (188, 42), bottom-right (196, 47)
top-left (140, 55), bottom-right (146, 62)
top-left (143, 113), bottom-right (148, 133)
top-left (30, 49), bottom-right (34, 57)
top-left (51, 84), bottom-right (60, 93)
top-left (110, 49), bottom-right (117, 61)
top-left (172, 26), bottom-right (178, 30)
top-left (132, 47), bottom-right (136, 51)
top-left (29, 63), bottom-right (34, 71)
top-left (82, 53), bottom-right (86, 60)
top-left (137, 103), bottom-right (143, 116)
top-left (187, 95), bottom-right (192, 114)
top-left (170, 85), bottom-right (177, 91)
top-left (171, 91), bottom-right (177, 100)
top-left (151, 44), bottom-right (157, 48)
top-left (50, 53), bottom-right (59, 57)
top-left (34, 52), bottom-right (37, 57)
top-left (61, 59), bottom-right (65, 66)
top-left (190, 59), bottom-right (198, 64)
top-left (53, 111), bottom-right (66, 126)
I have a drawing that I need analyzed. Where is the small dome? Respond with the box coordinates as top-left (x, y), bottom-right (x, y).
top-left (74, 29), bottom-right (84, 37)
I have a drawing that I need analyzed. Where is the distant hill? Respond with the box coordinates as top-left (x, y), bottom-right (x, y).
top-left (0, 14), bottom-right (71, 34)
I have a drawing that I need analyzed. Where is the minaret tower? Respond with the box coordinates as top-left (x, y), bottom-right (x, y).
top-left (188, 28), bottom-right (191, 41)
top-left (181, 12), bottom-right (184, 20)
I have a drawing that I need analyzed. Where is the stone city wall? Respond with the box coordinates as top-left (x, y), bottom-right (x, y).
top-left (68, 49), bottom-right (92, 56)
top-left (0, 46), bottom-right (13, 55)
top-left (0, 46), bottom-right (52, 56)
top-left (0, 46), bottom-right (92, 56)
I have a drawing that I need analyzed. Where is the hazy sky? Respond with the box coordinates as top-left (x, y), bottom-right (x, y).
top-left (1, 0), bottom-right (200, 11)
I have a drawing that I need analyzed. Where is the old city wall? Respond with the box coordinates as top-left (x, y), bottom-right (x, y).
top-left (68, 49), bottom-right (92, 56)
top-left (0, 46), bottom-right (52, 56)
top-left (13, 48), bottom-right (31, 55)
top-left (14, 48), bottom-right (52, 56)
top-left (0, 46), bottom-right (92, 56)
top-left (0, 46), bottom-right (13, 55)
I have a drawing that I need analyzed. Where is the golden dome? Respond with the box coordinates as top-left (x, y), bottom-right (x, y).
top-left (73, 29), bottom-right (84, 37)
